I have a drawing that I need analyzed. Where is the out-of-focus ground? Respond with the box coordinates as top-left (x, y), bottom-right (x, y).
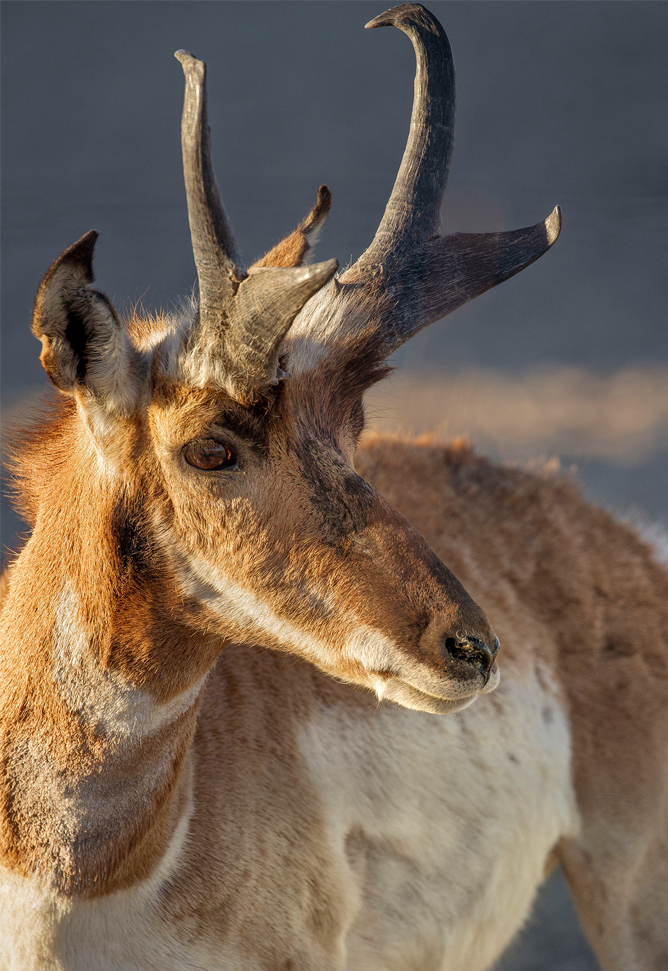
top-left (365, 364), bottom-right (668, 526)
top-left (368, 367), bottom-right (668, 467)
top-left (2, 3), bottom-right (667, 969)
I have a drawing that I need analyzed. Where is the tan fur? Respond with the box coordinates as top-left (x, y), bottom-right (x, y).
top-left (253, 185), bottom-right (332, 269)
top-left (3, 231), bottom-right (666, 971)
top-left (2, 6), bottom-right (667, 964)
top-left (3, 432), bottom-right (666, 967)
top-left (0, 565), bottom-right (12, 609)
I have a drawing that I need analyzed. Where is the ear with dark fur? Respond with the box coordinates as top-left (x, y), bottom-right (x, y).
top-left (32, 231), bottom-right (142, 414)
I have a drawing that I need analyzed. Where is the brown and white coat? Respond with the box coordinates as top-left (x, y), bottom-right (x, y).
top-left (1, 5), bottom-right (666, 970)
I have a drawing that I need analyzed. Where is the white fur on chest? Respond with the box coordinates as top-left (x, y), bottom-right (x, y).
top-left (300, 664), bottom-right (579, 971)
top-left (0, 785), bottom-right (205, 971)
top-left (0, 664), bottom-right (577, 971)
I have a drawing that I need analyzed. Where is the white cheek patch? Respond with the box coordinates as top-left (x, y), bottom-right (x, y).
top-left (345, 626), bottom-right (398, 673)
top-left (176, 551), bottom-right (398, 681)
top-left (52, 586), bottom-right (206, 739)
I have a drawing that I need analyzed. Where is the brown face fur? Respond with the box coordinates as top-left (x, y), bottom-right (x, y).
top-left (5, 201), bottom-right (501, 743)
top-left (1, 317), bottom-right (498, 898)
top-left (9, 299), bottom-right (498, 720)
top-left (136, 336), bottom-right (499, 712)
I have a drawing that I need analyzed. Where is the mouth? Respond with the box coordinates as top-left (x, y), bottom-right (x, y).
top-left (376, 661), bottom-right (500, 715)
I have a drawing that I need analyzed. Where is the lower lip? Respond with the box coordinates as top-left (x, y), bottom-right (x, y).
top-left (389, 679), bottom-right (480, 715)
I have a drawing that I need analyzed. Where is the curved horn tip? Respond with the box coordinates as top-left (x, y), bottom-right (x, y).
top-left (174, 49), bottom-right (204, 76)
top-left (365, 3), bottom-right (430, 30)
top-left (545, 205), bottom-right (562, 246)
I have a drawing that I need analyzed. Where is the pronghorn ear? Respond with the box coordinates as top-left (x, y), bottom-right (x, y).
top-left (251, 185), bottom-right (332, 269)
top-left (32, 231), bottom-right (142, 413)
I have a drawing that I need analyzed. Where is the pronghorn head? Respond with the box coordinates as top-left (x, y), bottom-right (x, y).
top-left (27, 3), bottom-right (559, 714)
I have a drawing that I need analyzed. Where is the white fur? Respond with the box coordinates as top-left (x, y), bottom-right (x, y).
top-left (0, 764), bottom-right (196, 971)
top-left (301, 663), bottom-right (578, 971)
top-left (0, 661), bottom-right (577, 971)
top-left (285, 284), bottom-right (373, 376)
top-left (52, 585), bottom-right (206, 738)
top-left (178, 551), bottom-right (400, 679)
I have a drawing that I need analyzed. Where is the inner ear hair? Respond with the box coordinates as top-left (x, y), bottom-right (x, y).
top-left (32, 231), bottom-right (142, 414)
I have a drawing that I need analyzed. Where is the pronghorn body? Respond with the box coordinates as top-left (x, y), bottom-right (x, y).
top-left (2, 437), bottom-right (667, 970)
top-left (0, 646), bottom-right (573, 971)
top-left (1, 4), bottom-right (667, 969)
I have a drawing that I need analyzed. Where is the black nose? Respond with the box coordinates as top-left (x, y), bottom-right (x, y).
top-left (443, 633), bottom-right (497, 677)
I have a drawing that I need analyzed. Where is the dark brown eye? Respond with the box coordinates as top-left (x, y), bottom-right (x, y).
top-left (184, 442), bottom-right (237, 471)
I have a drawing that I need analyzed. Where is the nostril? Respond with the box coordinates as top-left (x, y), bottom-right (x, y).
top-left (443, 634), bottom-right (494, 674)
top-left (443, 636), bottom-right (470, 662)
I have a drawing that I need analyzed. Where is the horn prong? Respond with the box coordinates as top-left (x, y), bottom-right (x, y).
top-left (545, 205), bottom-right (563, 246)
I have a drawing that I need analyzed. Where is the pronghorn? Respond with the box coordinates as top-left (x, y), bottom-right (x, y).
top-left (1, 3), bottom-right (666, 969)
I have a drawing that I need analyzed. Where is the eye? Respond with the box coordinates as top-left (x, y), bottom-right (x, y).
top-left (184, 441), bottom-right (237, 471)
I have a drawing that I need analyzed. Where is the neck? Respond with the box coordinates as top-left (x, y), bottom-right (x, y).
top-left (0, 514), bottom-right (213, 897)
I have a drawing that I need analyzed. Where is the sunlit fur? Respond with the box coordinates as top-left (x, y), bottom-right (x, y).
top-left (2, 402), bottom-right (668, 968)
top-left (1, 189), bottom-right (667, 971)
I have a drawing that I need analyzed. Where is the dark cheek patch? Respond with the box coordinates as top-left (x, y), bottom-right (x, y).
top-left (111, 495), bottom-right (155, 581)
top-left (297, 437), bottom-right (373, 538)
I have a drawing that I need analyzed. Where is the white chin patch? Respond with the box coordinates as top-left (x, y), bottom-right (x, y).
top-left (380, 678), bottom-right (480, 716)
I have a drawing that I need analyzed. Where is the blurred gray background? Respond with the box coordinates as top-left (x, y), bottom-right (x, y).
top-left (2, 3), bottom-right (667, 968)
